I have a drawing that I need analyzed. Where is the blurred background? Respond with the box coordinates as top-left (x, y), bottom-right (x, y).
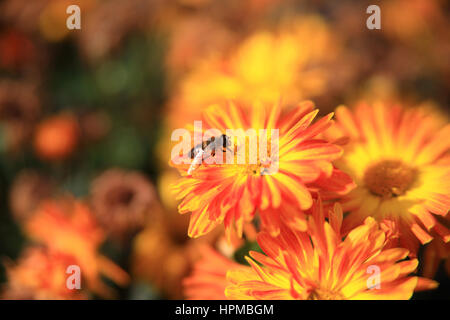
top-left (0, 0), bottom-right (449, 299)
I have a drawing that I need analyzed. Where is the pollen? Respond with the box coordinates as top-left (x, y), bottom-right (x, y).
top-left (238, 164), bottom-right (263, 176)
top-left (364, 160), bottom-right (417, 199)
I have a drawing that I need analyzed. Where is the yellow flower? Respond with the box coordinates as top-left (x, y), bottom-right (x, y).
top-left (167, 15), bottom-right (338, 129)
top-left (328, 102), bottom-right (450, 255)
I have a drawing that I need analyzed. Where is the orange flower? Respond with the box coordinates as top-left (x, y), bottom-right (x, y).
top-left (131, 210), bottom-right (221, 299)
top-left (171, 100), bottom-right (354, 238)
top-left (225, 200), bottom-right (438, 300)
top-left (327, 102), bottom-right (450, 255)
top-left (3, 247), bottom-right (86, 300)
top-left (167, 16), bottom-right (339, 129)
top-left (25, 198), bottom-right (130, 297)
top-left (34, 113), bottom-right (80, 160)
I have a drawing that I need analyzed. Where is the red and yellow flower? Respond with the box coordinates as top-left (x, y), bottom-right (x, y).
top-left (3, 247), bottom-right (86, 300)
top-left (171, 100), bottom-right (354, 239)
top-left (225, 200), bottom-right (437, 300)
top-left (25, 198), bottom-right (130, 297)
top-left (33, 113), bottom-right (80, 161)
top-left (327, 102), bottom-right (450, 255)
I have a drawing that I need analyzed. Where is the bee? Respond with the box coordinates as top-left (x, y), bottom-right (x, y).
top-left (187, 134), bottom-right (233, 175)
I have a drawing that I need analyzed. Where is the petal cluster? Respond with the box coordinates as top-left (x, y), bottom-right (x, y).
top-left (171, 101), bottom-right (354, 238)
top-left (225, 201), bottom-right (437, 300)
top-left (327, 102), bottom-right (450, 254)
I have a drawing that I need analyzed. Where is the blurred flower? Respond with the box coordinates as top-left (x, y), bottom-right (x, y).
top-left (327, 102), bottom-right (450, 255)
top-left (167, 15), bottom-right (339, 128)
top-left (225, 200), bottom-right (437, 300)
top-left (131, 214), bottom-right (219, 299)
top-left (0, 80), bottom-right (40, 152)
top-left (33, 113), bottom-right (80, 160)
top-left (383, 0), bottom-right (444, 42)
top-left (77, 0), bottom-right (154, 62)
top-left (9, 169), bottom-right (55, 223)
top-left (156, 0), bottom-right (291, 33)
top-left (25, 198), bottom-right (130, 297)
top-left (183, 245), bottom-right (247, 299)
top-left (37, 0), bottom-right (77, 42)
top-left (165, 16), bottom-right (235, 77)
top-left (90, 168), bottom-right (157, 242)
top-left (131, 217), bottom-right (184, 299)
top-left (171, 100), bottom-right (354, 239)
top-left (2, 246), bottom-right (86, 300)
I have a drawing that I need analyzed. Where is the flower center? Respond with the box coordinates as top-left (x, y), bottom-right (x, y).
top-left (364, 160), bottom-right (416, 198)
top-left (107, 186), bottom-right (135, 206)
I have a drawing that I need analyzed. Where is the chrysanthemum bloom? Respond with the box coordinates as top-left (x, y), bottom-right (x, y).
top-left (33, 113), bottom-right (80, 161)
top-left (167, 16), bottom-right (339, 129)
top-left (2, 247), bottom-right (86, 300)
top-left (131, 209), bottom-right (221, 299)
top-left (171, 100), bottom-right (354, 238)
top-left (225, 201), bottom-right (438, 300)
top-left (90, 168), bottom-right (157, 242)
top-left (25, 198), bottom-right (130, 297)
top-left (327, 102), bottom-right (450, 255)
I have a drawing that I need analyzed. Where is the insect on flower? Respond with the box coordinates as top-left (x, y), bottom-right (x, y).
top-left (187, 134), bottom-right (235, 176)
top-left (170, 100), bottom-right (355, 239)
